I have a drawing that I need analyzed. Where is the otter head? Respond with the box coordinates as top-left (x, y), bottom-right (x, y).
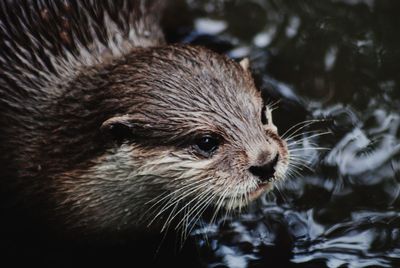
top-left (70, 45), bottom-right (289, 231)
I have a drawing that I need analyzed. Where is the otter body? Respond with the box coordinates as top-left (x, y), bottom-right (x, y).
top-left (0, 0), bottom-right (289, 239)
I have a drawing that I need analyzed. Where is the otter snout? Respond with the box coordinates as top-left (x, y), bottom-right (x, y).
top-left (249, 153), bottom-right (279, 182)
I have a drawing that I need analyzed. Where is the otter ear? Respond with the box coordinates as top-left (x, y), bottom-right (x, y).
top-left (100, 115), bottom-right (135, 142)
top-left (239, 57), bottom-right (250, 71)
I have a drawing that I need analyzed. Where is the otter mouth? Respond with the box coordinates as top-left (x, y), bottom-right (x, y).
top-left (248, 181), bottom-right (274, 201)
top-left (213, 175), bottom-right (280, 211)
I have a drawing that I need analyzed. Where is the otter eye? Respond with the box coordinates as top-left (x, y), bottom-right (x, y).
top-left (193, 135), bottom-right (220, 157)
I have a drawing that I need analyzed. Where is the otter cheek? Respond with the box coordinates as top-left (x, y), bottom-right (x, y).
top-left (215, 170), bottom-right (230, 184)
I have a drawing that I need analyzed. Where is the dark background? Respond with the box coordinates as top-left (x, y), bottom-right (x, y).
top-left (162, 0), bottom-right (400, 267)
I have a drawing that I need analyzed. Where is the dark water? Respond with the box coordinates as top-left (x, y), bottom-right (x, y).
top-left (164, 1), bottom-right (400, 267)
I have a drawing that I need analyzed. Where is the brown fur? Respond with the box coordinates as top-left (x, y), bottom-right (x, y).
top-left (0, 1), bottom-right (289, 237)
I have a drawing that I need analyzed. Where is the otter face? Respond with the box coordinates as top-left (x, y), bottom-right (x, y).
top-left (80, 45), bottom-right (289, 230)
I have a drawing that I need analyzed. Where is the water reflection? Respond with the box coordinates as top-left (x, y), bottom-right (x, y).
top-left (165, 0), bottom-right (400, 267)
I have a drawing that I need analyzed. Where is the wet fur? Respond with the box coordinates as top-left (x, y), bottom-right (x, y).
top-left (0, 0), bottom-right (288, 236)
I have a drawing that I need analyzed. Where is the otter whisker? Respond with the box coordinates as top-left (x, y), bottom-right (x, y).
top-left (147, 180), bottom-right (211, 227)
top-left (223, 184), bottom-right (242, 222)
top-left (238, 190), bottom-right (245, 215)
top-left (288, 135), bottom-right (330, 149)
top-left (159, 199), bottom-right (181, 234)
top-left (162, 197), bottom-right (190, 233)
top-left (281, 119), bottom-right (326, 139)
top-left (146, 176), bottom-right (211, 210)
top-left (288, 147), bottom-right (330, 152)
top-left (157, 181), bottom-right (210, 216)
top-left (289, 161), bottom-right (313, 172)
top-left (209, 184), bottom-right (234, 226)
top-left (147, 176), bottom-right (211, 207)
top-left (286, 131), bottom-right (332, 146)
top-left (226, 185), bottom-right (240, 214)
top-left (187, 191), bottom-right (218, 227)
top-left (180, 206), bottom-right (190, 243)
top-left (184, 190), bottom-right (219, 235)
top-left (283, 119), bottom-right (327, 139)
top-left (287, 141), bottom-right (325, 152)
top-left (172, 184), bottom-right (216, 230)
top-left (288, 143), bottom-right (320, 151)
top-left (285, 170), bottom-right (299, 181)
top-left (232, 185), bottom-right (243, 217)
top-left (285, 130), bottom-right (328, 143)
top-left (215, 184), bottom-right (236, 225)
top-left (285, 164), bottom-right (304, 178)
top-left (175, 189), bottom-right (219, 243)
top-left (289, 154), bottom-right (312, 161)
top-left (287, 163), bottom-right (304, 172)
top-left (289, 161), bottom-right (314, 173)
top-left (289, 155), bottom-right (313, 165)
top-left (289, 160), bottom-right (312, 169)
top-left (274, 182), bottom-right (289, 203)
top-left (164, 180), bottom-right (217, 228)
top-left (290, 157), bottom-right (312, 165)
top-left (266, 99), bottom-right (281, 112)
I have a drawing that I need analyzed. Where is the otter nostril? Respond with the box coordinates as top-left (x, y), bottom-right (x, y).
top-left (249, 153), bottom-right (279, 182)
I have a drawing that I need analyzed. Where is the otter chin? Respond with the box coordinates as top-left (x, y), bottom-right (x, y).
top-left (0, 0), bottom-right (289, 237)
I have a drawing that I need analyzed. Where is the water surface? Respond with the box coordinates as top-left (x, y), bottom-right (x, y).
top-left (164, 1), bottom-right (400, 267)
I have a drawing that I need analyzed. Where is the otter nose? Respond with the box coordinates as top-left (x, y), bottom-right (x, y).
top-left (249, 153), bottom-right (279, 182)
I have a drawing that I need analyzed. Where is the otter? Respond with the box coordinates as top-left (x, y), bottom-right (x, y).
top-left (0, 0), bottom-right (289, 241)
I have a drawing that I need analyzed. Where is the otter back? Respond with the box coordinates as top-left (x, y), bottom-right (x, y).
top-left (0, 0), bottom-right (164, 230)
top-left (0, 0), bottom-right (164, 97)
